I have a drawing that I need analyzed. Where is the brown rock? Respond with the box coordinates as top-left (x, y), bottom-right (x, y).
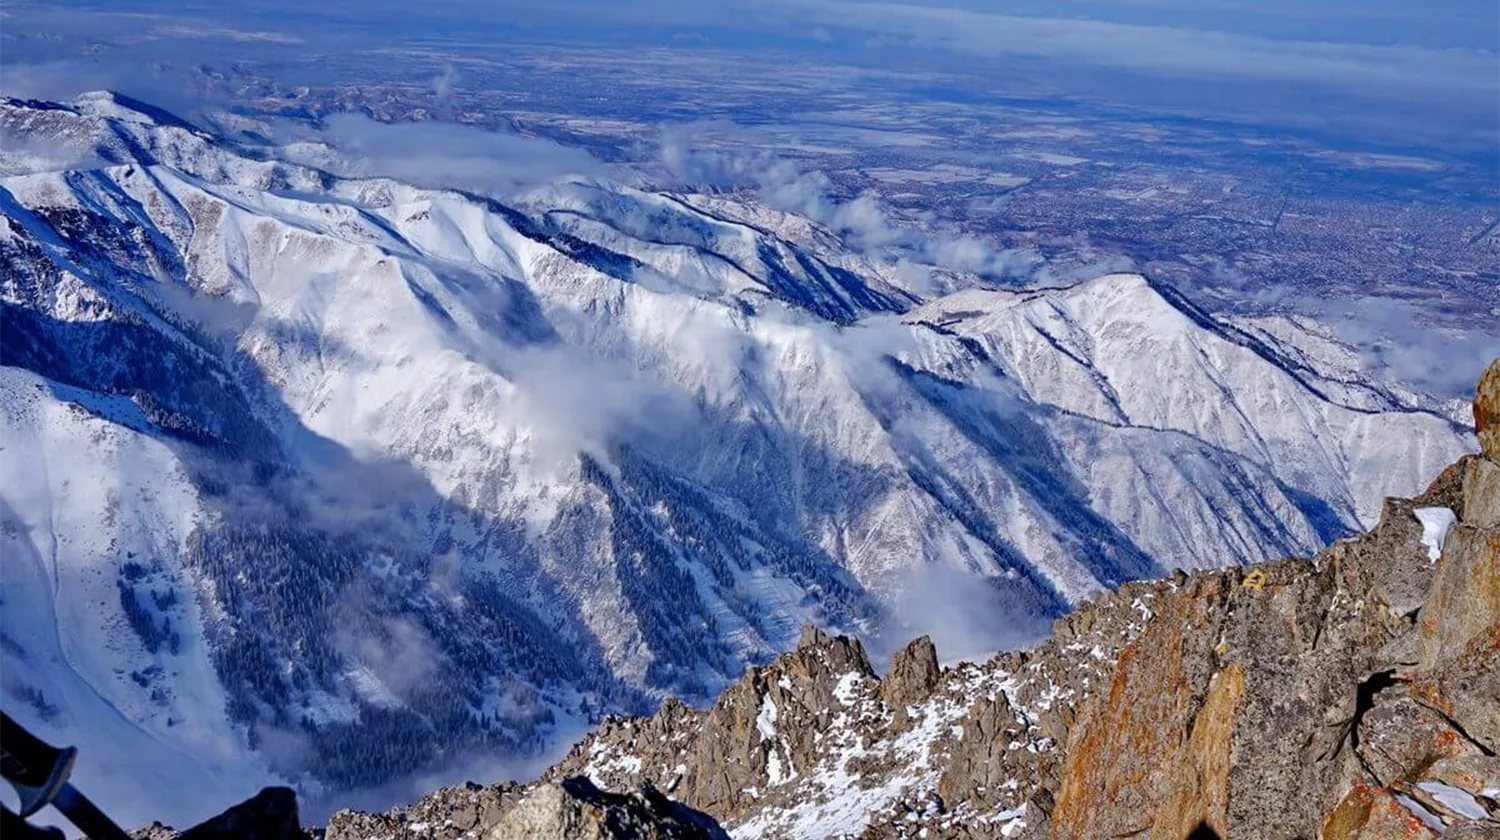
top-left (325, 781), bottom-right (523, 840)
top-left (1463, 455), bottom-right (1500, 528)
top-left (1050, 590), bottom-right (1217, 839)
top-left (1476, 357), bottom-right (1500, 460)
top-left (880, 635), bottom-right (940, 708)
top-left (1356, 696), bottom-right (1482, 786)
top-left (1424, 755), bottom-right (1500, 813)
top-left (1413, 456), bottom-right (1470, 511)
top-left (936, 690), bottom-right (1030, 809)
top-left (1444, 825), bottom-right (1500, 840)
top-left (1151, 664), bottom-right (1244, 840)
top-left (1411, 524), bottom-right (1500, 752)
top-left (1322, 784), bottom-right (1441, 840)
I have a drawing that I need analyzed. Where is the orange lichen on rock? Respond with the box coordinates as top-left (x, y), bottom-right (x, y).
top-left (1475, 358), bottom-right (1500, 459)
top-left (1150, 663), bottom-right (1245, 840)
top-left (1322, 784), bottom-right (1441, 840)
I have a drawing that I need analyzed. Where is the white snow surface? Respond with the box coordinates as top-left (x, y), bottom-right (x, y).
top-left (1413, 507), bottom-right (1457, 562)
top-left (1416, 781), bottom-right (1488, 820)
top-left (0, 369), bottom-right (279, 827)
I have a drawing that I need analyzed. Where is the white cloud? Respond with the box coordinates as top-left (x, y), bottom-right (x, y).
top-left (659, 124), bottom-right (1038, 280)
top-left (881, 563), bottom-right (1051, 665)
top-left (505, 343), bottom-right (696, 472)
top-left (279, 113), bottom-right (608, 196)
top-left (1316, 296), bottom-right (1499, 400)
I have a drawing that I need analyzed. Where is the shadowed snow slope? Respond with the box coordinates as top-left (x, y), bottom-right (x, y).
top-left (0, 92), bottom-right (1475, 822)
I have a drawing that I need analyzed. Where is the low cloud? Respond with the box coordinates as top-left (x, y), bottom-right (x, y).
top-left (278, 114), bottom-right (608, 196)
top-left (505, 343), bottom-right (698, 473)
top-left (0, 61), bottom-right (110, 101)
top-left (336, 615), bottom-right (439, 702)
top-left (432, 64), bottom-right (461, 101)
top-left (1316, 296), bottom-right (1498, 401)
top-left (880, 564), bottom-right (1052, 666)
top-left (0, 132), bottom-right (110, 176)
top-left (300, 717), bottom-right (591, 822)
top-left (1172, 261), bottom-right (1496, 401)
top-left (659, 124), bottom-right (1037, 280)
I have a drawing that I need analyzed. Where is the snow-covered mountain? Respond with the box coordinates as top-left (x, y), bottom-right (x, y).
top-left (0, 92), bottom-right (1474, 824)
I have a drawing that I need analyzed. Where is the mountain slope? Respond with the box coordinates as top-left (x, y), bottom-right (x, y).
top-left (325, 363), bottom-right (1499, 839)
top-left (0, 92), bottom-right (1475, 820)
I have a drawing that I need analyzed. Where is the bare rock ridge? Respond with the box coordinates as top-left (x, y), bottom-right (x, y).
top-left (487, 777), bottom-right (731, 840)
top-left (146, 359), bottom-right (1499, 838)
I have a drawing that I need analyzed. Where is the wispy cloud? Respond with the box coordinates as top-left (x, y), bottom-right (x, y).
top-left (880, 563), bottom-right (1051, 665)
top-left (659, 123), bottom-right (1039, 280)
top-left (1315, 296), bottom-right (1499, 401)
top-left (277, 114), bottom-right (610, 196)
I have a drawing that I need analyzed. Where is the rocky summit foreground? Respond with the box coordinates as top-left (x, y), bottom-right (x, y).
top-left (143, 360), bottom-right (1499, 838)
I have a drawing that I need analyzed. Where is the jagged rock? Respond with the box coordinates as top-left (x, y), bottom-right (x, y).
top-left (132, 788), bottom-right (303, 840)
top-left (484, 777), bottom-right (728, 840)
top-left (1476, 358), bottom-right (1500, 460)
top-left (1050, 571), bottom-right (1238, 840)
top-left (880, 635), bottom-right (940, 708)
top-left (795, 625), bottom-right (879, 681)
top-left (936, 690), bottom-right (1029, 809)
top-left (324, 781), bottom-right (524, 840)
top-left (1414, 456), bottom-right (1472, 511)
top-left (1427, 755), bottom-right (1500, 796)
top-left (1423, 755), bottom-right (1500, 821)
top-left (1445, 825), bottom-right (1500, 840)
top-left (1356, 695), bottom-right (1483, 787)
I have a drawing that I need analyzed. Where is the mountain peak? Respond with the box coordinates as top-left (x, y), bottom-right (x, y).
top-left (67, 90), bottom-right (188, 129)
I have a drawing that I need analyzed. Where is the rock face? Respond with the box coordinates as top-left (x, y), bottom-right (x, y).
top-left (1477, 358), bottom-right (1500, 459)
top-left (880, 636), bottom-right (941, 709)
top-left (484, 777), bottom-right (729, 840)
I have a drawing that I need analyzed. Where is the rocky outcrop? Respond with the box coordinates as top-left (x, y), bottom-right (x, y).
top-left (323, 782), bottom-right (526, 840)
top-left (483, 777), bottom-right (729, 840)
top-left (880, 636), bottom-right (941, 709)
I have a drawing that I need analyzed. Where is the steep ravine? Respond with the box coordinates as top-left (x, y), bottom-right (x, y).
top-left (139, 359), bottom-right (1499, 838)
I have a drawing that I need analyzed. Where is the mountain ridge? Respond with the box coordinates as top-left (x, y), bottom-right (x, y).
top-left (317, 360), bottom-right (1499, 839)
top-left (0, 91), bottom-right (1478, 822)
